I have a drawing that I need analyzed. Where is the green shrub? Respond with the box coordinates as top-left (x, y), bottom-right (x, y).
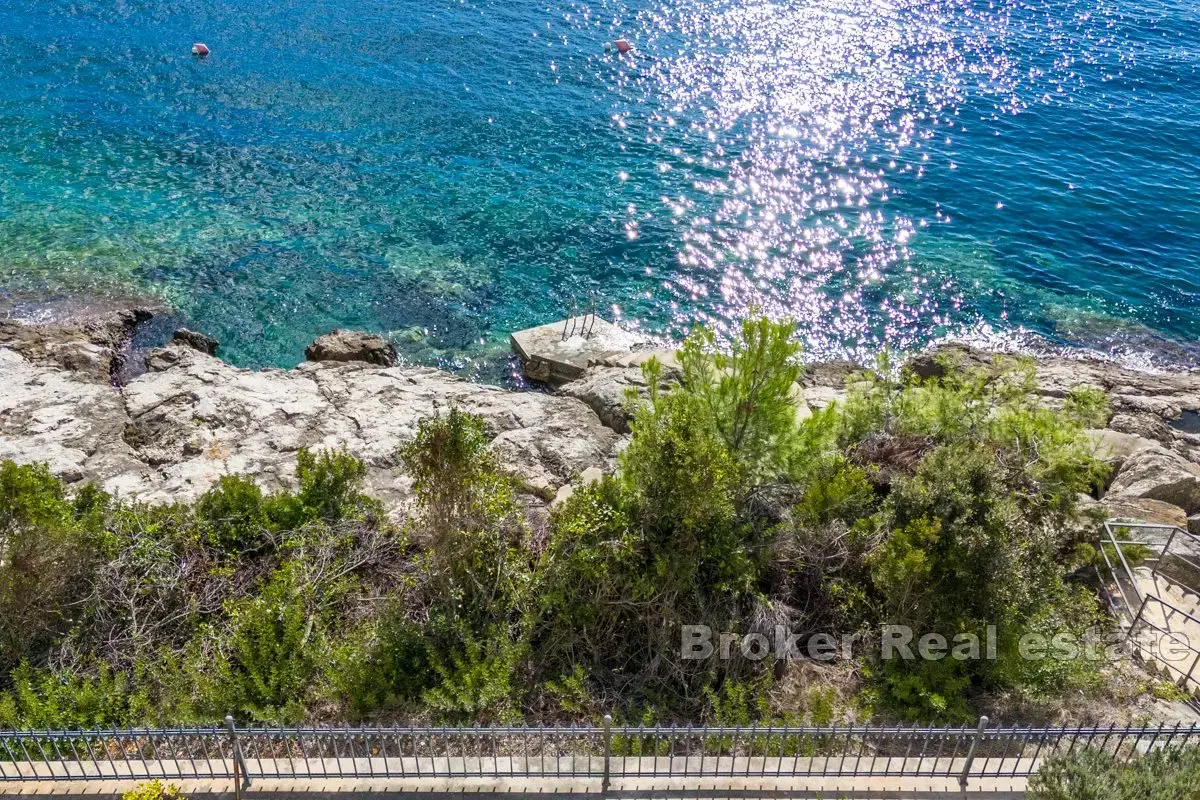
top-left (122, 780), bottom-right (186, 800)
top-left (200, 566), bottom-right (328, 723)
top-left (619, 361), bottom-right (752, 594)
top-left (195, 475), bottom-right (269, 553)
top-left (869, 656), bottom-right (972, 720)
top-left (296, 447), bottom-right (377, 521)
top-left (401, 407), bottom-right (496, 538)
top-left (393, 409), bottom-right (533, 721)
top-left (261, 448), bottom-right (379, 530)
top-left (0, 450), bottom-right (395, 725)
top-left (333, 611), bottom-right (434, 716)
top-left (1028, 746), bottom-right (1200, 799)
top-left (704, 672), bottom-right (774, 726)
top-left (792, 457), bottom-right (876, 527)
top-left (421, 622), bottom-right (526, 722)
top-left (675, 315), bottom-right (804, 480)
top-left (532, 316), bottom-right (812, 715)
top-left (0, 662), bottom-right (154, 729)
top-left (0, 462), bottom-right (99, 677)
top-left (1062, 384), bottom-right (1113, 429)
top-left (839, 360), bottom-right (1110, 719)
top-left (0, 325), bottom-right (1126, 728)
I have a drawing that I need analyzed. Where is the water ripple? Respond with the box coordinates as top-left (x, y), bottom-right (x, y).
top-left (1, 0), bottom-right (1198, 372)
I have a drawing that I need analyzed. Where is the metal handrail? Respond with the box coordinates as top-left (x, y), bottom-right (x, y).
top-left (1102, 520), bottom-right (1200, 688)
top-left (3, 721), bottom-right (1199, 787)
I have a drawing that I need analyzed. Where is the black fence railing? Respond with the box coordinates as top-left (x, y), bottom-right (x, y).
top-left (3, 717), bottom-right (1200, 791)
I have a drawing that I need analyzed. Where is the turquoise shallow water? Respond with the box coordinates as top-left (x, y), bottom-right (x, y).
top-left (2, 0), bottom-right (1199, 375)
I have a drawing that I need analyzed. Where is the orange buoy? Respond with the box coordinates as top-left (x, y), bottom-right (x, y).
top-left (192, 42), bottom-right (210, 57)
top-left (614, 38), bottom-right (632, 54)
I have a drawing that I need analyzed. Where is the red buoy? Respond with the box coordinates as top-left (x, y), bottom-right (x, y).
top-left (614, 39), bottom-right (632, 54)
top-left (192, 42), bottom-right (210, 57)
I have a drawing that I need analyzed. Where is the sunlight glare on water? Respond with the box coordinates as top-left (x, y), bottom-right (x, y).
top-left (615, 0), bottom-right (965, 359)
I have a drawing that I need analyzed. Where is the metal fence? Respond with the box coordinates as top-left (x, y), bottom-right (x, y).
top-left (1100, 520), bottom-right (1200, 688)
top-left (3, 717), bottom-right (1200, 791)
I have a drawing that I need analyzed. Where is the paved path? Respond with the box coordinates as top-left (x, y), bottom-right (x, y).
top-left (0, 756), bottom-right (1033, 798)
top-left (0, 774), bottom-right (1029, 798)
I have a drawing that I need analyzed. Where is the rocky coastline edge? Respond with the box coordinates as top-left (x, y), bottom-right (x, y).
top-left (4, 309), bottom-right (1200, 534)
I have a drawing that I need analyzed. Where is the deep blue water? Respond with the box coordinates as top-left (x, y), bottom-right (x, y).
top-left (2, 0), bottom-right (1199, 375)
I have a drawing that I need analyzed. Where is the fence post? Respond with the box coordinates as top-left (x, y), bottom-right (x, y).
top-left (1155, 527), bottom-right (1180, 578)
top-left (224, 715), bottom-right (251, 796)
top-left (958, 715), bottom-right (989, 791)
top-left (602, 714), bottom-right (613, 796)
top-left (1127, 596), bottom-right (1149, 642)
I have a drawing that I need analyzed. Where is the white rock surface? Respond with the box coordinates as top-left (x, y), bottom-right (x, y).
top-left (1106, 447), bottom-right (1200, 515)
top-left (1086, 429), bottom-right (1161, 473)
top-left (0, 340), bottom-right (620, 512)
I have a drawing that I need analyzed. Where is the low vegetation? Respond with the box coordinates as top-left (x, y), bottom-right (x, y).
top-left (122, 781), bottom-right (188, 800)
top-left (0, 316), bottom-right (1131, 728)
top-left (1029, 747), bottom-right (1200, 799)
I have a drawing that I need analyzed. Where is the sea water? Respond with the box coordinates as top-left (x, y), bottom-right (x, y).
top-left (2, 0), bottom-right (1199, 375)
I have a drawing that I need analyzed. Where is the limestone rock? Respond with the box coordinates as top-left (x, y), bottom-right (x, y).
top-left (801, 360), bottom-right (861, 389)
top-left (172, 328), bottom-right (219, 356)
top-left (510, 316), bottom-right (650, 385)
top-left (305, 329), bottom-right (398, 367)
top-left (0, 348), bottom-right (148, 486)
top-left (804, 386), bottom-right (847, 411)
top-left (1113, 394), bottom-right (1182, 420)
top-left (1086, 429), bottom-right (1160, 474)
top-left (905, 344), bottom-right (1001, 381)
top-left (1, 338), bottom-right (620, 512)
top-left (1100, 497), bottom-right (1189, 530)
top-left (593, 348), bottom-right (679, 371)
top-left (524, 358), bottom-right (553, 383)
top-left (1107, 447), bottom-right (1200, 515)
top-left (559, 366), bottom-right (649, 433)
top-left (551, 465), bottom-right (605, 508)
top-left (1107, 412), bottom-right (1176, 449)
top-left (0, 308), bottom-right (149, 383)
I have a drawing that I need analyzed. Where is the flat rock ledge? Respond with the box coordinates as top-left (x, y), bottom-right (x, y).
top-left (0, 312), bottom-right (620, 513)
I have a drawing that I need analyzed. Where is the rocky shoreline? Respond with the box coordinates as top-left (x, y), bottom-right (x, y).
top-left (4, 309), bottom-right (1200, 532)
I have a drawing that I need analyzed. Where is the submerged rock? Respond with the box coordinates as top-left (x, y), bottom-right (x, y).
top-left (305, 329), bottom-right (398, 367)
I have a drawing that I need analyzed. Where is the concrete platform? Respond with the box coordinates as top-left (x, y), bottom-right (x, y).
top-left (511, 316), bottom-right (648, 385)
top-left (0, 756), bottom-right (1035, 798)
top-left (0, 775), bottom-right (1029, 799)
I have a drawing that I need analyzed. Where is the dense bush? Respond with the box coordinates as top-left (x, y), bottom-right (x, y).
top-left (0, 461), bottom-right (102, 677)
top-left (1028, 747), bottom-right (1200, 799)
top-left (839, 360), bottom-right (1109, 718)
top-left (0, 318), bottom-right (1125, 727)
top-left (0, 446), bottom-right (397, 726)
top-left (339, 409), bottom-right (533, 722)
top-left (531, 317), bottom-right (812, 716)
top-left (0, 662), bottom-right (153, 730)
